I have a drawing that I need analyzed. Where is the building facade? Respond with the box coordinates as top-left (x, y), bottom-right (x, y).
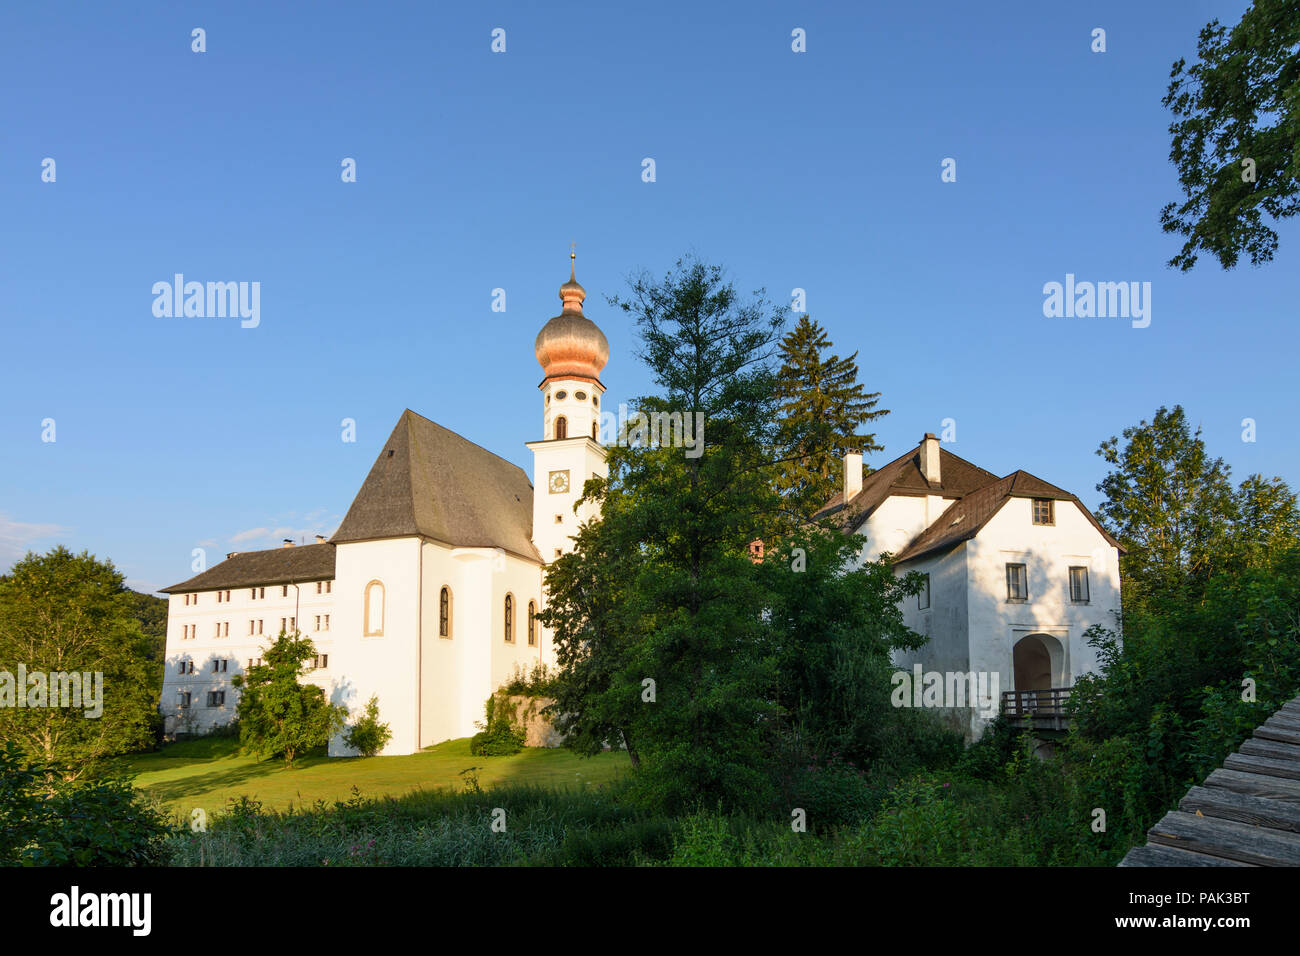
top-left (159, 256), bottom-right (609, 755)
top-left (816, 434), bottom-right (1124, 738)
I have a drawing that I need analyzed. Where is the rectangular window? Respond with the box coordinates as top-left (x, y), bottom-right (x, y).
top-left (325, 581), bottom-right (331, 594)
top-left (216, 591), bottom-right (222, 603)
top-left (223, 622), bottom-right (229, 637)
top-left (225, 590), bottom-right (231, 602)
top-left (918, 574), bottom-right (931, 610)
top-left (280, 617), bottom-right (287, 633)
top-left (1006, 563), bottom-right (1028, 601)
top-left (289, 616), bottom-right (295, 632)
top-left (258, 619), bottom-right (264, 635)
top-left (1069, 566), bottom-right (1090, 603)
top-left (1032, 499), bottom-right (1055, 525)
top-left (314, 615), bottom-right (320, 630)
top-left (282, 585), bottom-right (289, 597)
top-left (214, 622), bottom-right (221, 638)
top-left (316, 581), bottom-right (322, 595)
top-left (207, 691), bottom-right (225, 707)
top-left (323, 614), bottom-right (330, 631)
top-left (178, 691), bottom-right (191, 708)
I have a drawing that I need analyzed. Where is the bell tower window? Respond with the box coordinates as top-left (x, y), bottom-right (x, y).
top-left (554, 416), bottom-right (568, 440)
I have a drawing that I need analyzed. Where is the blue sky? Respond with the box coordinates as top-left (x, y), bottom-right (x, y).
top-left (1, 0), bottom-right (1294, 593)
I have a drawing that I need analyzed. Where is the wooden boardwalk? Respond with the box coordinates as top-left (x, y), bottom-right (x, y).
top-left (1120, 696), bottom-right (1300, 867)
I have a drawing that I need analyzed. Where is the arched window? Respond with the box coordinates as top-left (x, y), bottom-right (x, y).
top-left (439, 586), bottom-right (452, 638)
top-left (504, 593), bottom-right (514, 642)
top-left (364, 580), bottom-right (385, 636)
top-left (527, 600), bottom-right (537, 646)
top-left (554, 416), bottom-right (567, 440)
top-left (591, 420), bottom-right (597, 439)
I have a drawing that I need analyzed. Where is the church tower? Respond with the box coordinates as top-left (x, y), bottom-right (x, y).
top-left (526, 251), bottom-right (609, 562)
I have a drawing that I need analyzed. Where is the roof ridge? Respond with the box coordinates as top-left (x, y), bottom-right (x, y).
top-left (402, 408), bottom-right (532, 482)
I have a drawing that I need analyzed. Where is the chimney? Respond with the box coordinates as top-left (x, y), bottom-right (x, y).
top-left (920, 433), bottom-right (941, 485)
top-left (844, 451), bottom-right (863, 502)
top-left (315, 534), bottom-right (326, 544)
top-left (281, 539), bottom-right (294, 548)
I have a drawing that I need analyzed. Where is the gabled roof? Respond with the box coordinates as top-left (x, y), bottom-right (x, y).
top-left (162, 543), bottom-right (335, 593)
top-left (814, 443), bottom-right (1000, 532)
top-left (331, 409), bottom-right (542, 563)
top-left (892, 469), bottom-right (1123, 564)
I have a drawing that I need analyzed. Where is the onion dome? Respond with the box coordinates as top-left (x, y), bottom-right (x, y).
top-left (534, 251), bottom-right (609, 385)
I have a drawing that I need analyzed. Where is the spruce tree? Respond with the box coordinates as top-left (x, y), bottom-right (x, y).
top-left (774, 314), bottom-right (888, 515)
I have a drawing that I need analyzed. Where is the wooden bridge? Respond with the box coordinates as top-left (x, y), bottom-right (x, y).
top-left (1120, 695), bottom-right (1300, 866)
top-left (1001, 688), bottom-right (1071, 731)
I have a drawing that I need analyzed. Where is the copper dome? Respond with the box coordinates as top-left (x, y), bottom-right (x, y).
top-left (535, 261), bottom-right (609, 385)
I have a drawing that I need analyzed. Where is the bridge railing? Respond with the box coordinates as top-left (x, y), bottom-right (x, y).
top-left (1001, 687), bottom-right (1072, 719)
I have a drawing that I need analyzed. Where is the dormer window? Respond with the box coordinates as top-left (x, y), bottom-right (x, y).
top-left (1032, 499), bottom-right (1055, 525)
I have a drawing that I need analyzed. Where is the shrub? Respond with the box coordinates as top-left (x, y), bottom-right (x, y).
top-left (0, 741), bottom-right (172, 866)
top-left (470, 692), bottom-right (526, 756)
top-left (344, 695), bottom-right (393, 757)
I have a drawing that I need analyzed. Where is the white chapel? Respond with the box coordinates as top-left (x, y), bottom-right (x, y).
top-left (160, 255), bottom-right (610, 755)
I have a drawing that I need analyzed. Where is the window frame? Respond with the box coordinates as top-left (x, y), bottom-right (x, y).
top-left (918, 573), bottom-right (931, 610)
top-left (1032, 498), bottom-right (1055, 526)
top-left (1069, 566), bottom-right (1090, 603)
top-left (1006, 562), bottom-right (1029, 602)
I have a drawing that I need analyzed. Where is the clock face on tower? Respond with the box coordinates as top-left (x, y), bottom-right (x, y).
top-left (548, 470), bottom-right (570, 494)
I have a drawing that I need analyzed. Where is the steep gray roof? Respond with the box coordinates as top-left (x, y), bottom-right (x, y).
top-left (162, 543), bottom-right (335, 593)
top-left (331, 409), bottom-right (541, 563)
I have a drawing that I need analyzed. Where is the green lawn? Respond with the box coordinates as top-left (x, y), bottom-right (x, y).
top-left (119, 737), bottom-right (629, 821)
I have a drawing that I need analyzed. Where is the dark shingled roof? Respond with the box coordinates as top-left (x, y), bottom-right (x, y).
top-left (331, 409), bottom-right (542, 563)
top-left (893, 470), bottom-right (1123, 564)
top-left (162, 543), bottom-right (335, 593)
top-left (814, 443), bottom-right (1000, 532)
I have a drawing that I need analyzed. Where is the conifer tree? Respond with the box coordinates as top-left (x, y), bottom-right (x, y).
top-left (774, 314), bottom-right (888, 514)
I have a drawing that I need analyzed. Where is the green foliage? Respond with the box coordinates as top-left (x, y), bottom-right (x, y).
top-left (1161, 0), bottom-right (1300, 270)
top-left (500, 662), bottom-right (557, 698)
top-left (470, 692), bottom-right (526, 756)
top-left (773, 314), bottom-right (889, 515)
top-left (0, 546), bottom-right (161, 777)
top-left (232, 630), bottom-right (346, 767)
top-left (0, 741), bottom-right (171, 866)
top-left (344, 695), bottom-right (393, 758)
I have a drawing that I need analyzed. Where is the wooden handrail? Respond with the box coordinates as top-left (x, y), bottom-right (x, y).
top-left (1001, 687), bottom-right (1072, 718)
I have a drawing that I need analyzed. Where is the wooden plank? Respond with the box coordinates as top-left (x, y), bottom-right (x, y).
top-left (1255, 724), bottom-right (1300, 745)
top-left (1264, 714), bottom-right (1300, 731)
top-left (1179, 785), bottom-right (1300, 832)
top-left (1204, 768), bottom-right (1300, 804)
top-left (1120, 843), bottom-right (1254, 867)
top-left (1147, 811), bottom-right (1300, 866)
top-left (1238, 737), bottom-right (1300, 761)
top-left (1224, 752), bottom-right (1300, 781)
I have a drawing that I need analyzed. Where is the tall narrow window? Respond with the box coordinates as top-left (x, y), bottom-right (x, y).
top-left (439, 586), bottom-right (451, 638)
top-left (527, 600), bottom-right (537, 646)
top-left (554, 416), bottom-right (567, 440)
top-left (504, 594), bottom-right (514, 643)
top-left (1006, 563), bottom-right (1028, 602)
top-left (364, 580), bottom-right (385, 636)
top-left (1069, 566), bottom-right (1090, 603)
top-left (591, 420), bottom-right (598, 439)
top-left (918, 574), bottom-right (931, 610)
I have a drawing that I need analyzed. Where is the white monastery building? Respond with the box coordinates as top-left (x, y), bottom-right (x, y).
top-left (160, 256), bottom-right (609, 755)
top-left (160, 256), bottom-right (1122, 753)
top-left (816, 435), bottom-right (1124, 738)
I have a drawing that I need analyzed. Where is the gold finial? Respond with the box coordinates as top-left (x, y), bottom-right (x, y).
top-left (570, 241), bottom-right (576, 279)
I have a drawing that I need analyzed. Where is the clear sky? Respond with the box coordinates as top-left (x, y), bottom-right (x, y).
top-left (1, 0), bottom-right (1294, 593)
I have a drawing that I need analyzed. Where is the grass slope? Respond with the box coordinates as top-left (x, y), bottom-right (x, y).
top-left (120, 737), bottom-right (629, 821)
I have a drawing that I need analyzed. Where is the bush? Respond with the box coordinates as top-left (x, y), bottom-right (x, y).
top-left (0, 741), bottom-right (172, 866)
top-left (344, 695), bottom-right (393, 757)
top-left (470, 692), bottom-right (526, 756)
